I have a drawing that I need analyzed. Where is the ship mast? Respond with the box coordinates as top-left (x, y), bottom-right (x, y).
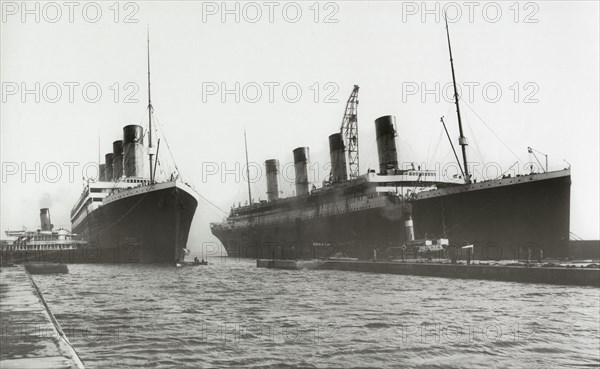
top-left (147, 27), bottom-right (155, 184)
top-left (244, 130), bottom-right (252, 204)
top-left (445, 14), bottom-right (470, 184)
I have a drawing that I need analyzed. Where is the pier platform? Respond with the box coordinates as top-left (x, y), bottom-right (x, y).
top-left (320, 260), bottom-right (600, 287)
top-left (257, 259), bottom-right (324, 270)
top-left (257, 259), bottom-right (600, 287)
top-left (0, 266), bottom-right (85, 369)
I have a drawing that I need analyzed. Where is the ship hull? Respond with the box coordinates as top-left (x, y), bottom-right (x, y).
top-left (71, 181), bottom-right (198, 263)
top-left (212, 206), bottom-right (404, 260)
top-left (412, 171), bottom-right (571, 260)
top-left (212, 171), bottom-right (571, 261)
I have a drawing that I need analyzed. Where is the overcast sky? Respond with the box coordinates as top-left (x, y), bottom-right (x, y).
top-left (1, 1), bottom-right (599, 252)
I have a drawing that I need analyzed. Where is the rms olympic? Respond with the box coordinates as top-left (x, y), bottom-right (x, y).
top-left (71, 35), bottom-right (198, 263)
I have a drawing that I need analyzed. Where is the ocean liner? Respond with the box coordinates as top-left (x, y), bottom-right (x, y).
top-left (70, 35), bottom-right (198, 263)
top-left (210, 21), bottom-right (571, 261)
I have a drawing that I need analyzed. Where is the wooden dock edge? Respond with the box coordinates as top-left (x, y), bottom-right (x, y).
top-left (0, 266), bottom-right (85, 369)
top-left (319, 261), bottom-right (600, 287)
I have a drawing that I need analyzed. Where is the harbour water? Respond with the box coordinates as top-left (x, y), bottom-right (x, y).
top-left (33, 259), bottom-right (600, 369)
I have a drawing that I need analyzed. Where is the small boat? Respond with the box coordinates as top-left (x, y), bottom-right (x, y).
top-left (176, 258), bottom-right (208, 267)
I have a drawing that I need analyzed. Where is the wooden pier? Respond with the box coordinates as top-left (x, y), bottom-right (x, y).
top-left (0, 266), bottom-right (85, 369)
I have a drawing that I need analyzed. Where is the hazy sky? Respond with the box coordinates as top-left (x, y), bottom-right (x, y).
top-left (1, 1), bottom-right (599, 252)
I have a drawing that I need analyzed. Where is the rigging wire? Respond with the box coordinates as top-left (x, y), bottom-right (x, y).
top-left (251, 181), bottom-right (262, 202)
top-left (569, 231), bottom-right (583, 241)
top-left (429, 128), bottom-right (445, 169)
top-left (441, 147), bottom-right (453, 163)
top-left (398, 132), bottom-right (418, 166)
top-left (496, 161), bottom-right (519, 179)
top-left (429, 103), bottom-right (455, 168)
top-left (463, 112), bottom-right (485, 167)
top-left (151, 111), bottom-right (231, 216)
top-left (152, 112), bottom-right (182, 180)
top-left (233, 180), bottom-right (244, 204)
top-left (425, 130), bottom-right (433, 167)
top-left (197, 192), bottom-right (229, 216)
top-left (101, 106), bottom-right (229, 218)
top-left (362, 135), bottom-right (378, 174)
top-left (462, 100), bottom-right (524, 165)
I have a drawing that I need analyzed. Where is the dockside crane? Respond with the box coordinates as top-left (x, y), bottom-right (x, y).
top-left (340, 85), bottom-right (360, 179)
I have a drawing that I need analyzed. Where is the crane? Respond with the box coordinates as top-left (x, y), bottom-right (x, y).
top-left (340, 85), bottom-right (360, 179)
top-left (527, 146), bottom-right (548, 173)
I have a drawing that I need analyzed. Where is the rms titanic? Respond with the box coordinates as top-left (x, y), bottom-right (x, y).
top-left (70, 36), bottom-right (198, 263)
top-left (211, 21), bottom-right (571, 261)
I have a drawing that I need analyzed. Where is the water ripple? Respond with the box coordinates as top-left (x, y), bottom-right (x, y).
top-left (32, 260), bottom-right (600, 369)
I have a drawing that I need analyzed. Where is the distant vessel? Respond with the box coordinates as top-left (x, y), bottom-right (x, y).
top-left (1, 208), bottom-right (87, 264)
top-left (211, 21), bottom-right (571, 261)
top-left (70, 34), bottom-right (198, 263)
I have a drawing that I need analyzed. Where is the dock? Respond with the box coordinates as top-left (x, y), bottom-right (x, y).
top-left (0, 266), bottom-right (85, 369)
top-left (257, 259), bottom-right (324, 270)
top-left (257, 259), bottom-right (600, 287)
top-left (322, 260), bottom-right (600, 287)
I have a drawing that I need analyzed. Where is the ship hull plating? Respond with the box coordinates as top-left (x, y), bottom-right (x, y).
top-left (72, 182), bottom-right (198, 263)
top-left (412, 173), bottom-right (571, 260)
top-left (212, 172), bottom-right (571, 260)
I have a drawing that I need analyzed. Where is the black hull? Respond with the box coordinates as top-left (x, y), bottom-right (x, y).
top-left (412, 173), bottom-right (571, 260)
top-left (212, 172), bottom-right (571, 261)
top-left (70, 182), bottom-right (198, 263)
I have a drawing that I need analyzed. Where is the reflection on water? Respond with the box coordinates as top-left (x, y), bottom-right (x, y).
top-left (34, 259), bottom-right (600, 368)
